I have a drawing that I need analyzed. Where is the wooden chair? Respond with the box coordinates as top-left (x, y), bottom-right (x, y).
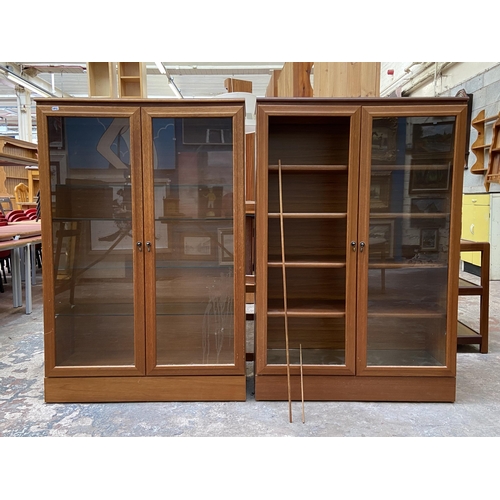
top-left (14, 182), bottom-right (30, 210)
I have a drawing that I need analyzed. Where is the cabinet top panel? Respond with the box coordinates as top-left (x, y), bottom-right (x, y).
top-left (256, 97), bottom-right (469, 106)
top-left (34, 98), bottom-right (246, 108)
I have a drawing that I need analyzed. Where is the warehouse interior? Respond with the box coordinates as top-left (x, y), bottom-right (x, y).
top-left (1, 11), bottom-right (499, 499)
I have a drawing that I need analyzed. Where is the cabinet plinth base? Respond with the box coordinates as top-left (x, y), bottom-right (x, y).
top-left (255, 375), bottom-right (456, 402)
top-left (45, 375), bottom-right (247, 403)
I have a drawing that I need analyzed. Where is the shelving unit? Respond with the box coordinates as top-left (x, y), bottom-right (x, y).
top-left (118, 62), bottom-right (147, 98)
top-left (87, 62), bottom-right (117, 98)
top-left (255, 98), bottom-right (468, 402)
top-left (458, 239), bottom-right (490, 353)
top-left (470, 109), bottom-right (500, 186)
top-left (36, 98), bottom-right (246, 403)
top-left (486, 117), bottom-right (500, 190)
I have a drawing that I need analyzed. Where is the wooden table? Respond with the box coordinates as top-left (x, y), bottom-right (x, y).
top-left (458, 239), bottom-right (490, 353)
top-left (0, 221), bottom-right (42, 314)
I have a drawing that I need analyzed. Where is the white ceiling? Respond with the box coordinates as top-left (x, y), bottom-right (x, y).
top-left (0, 62), bottom-right (284, 138)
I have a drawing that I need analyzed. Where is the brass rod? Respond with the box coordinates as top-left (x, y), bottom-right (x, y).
top-left (278, 159), bottom-right (292, 423)
top-left (300, 344), bottom-right (305, 424)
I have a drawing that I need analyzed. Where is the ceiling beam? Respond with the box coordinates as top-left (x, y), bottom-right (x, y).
top-left (0, 63), bottom-right (72, 98)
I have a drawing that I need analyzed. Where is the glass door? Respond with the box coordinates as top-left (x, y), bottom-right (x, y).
top-left (141, 105), bottom-right (245, 374)
top-left (357, 104), bottom-right (467, 376)
top-left (40, 106), bottom-right (145, 375)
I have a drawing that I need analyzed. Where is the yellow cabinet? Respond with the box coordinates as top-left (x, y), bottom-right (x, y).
top-left (461, 194), bottom-right (490, 266)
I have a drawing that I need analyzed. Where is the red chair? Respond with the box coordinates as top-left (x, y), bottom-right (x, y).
top-left (24, 209), bottom-right (37, 216)
top-left (8, 213), bottom-right (29, 222)
top-left (6, 210), bottom-right (24, 222)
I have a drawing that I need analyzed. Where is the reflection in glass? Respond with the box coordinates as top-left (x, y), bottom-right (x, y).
top-left (152, 117), bottom-right (235, 365)
top-left (49, 116), bottom-right (135, 367)
top-left (367, 115), bottom-right (456, 367)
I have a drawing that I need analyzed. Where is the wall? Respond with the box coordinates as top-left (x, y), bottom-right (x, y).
top-left (381, 62), bottom-right (500, 278)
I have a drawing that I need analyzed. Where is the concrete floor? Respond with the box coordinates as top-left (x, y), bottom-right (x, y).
top-left (1, 266), bottom-right (499, 438)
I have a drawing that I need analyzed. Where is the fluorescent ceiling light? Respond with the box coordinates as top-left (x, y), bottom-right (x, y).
top-left (168, 79), bottom-right (182, 98)
top-left (155, 62), bottom-right (167, 74)
top-left (155, 62), bottom-right (182, 98)
top-left (0, 68), bottom-right (54, 97)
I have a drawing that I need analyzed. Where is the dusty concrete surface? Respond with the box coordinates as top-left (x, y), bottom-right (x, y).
top-left (1, 269), bottom-right (500, 438)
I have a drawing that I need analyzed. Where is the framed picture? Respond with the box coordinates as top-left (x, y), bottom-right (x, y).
top-left (371, 118), bottom-right (398, 163)
top-left (369, 219), bottom-right (394, 259)
top-left (182, 117), bottom-right (233, 145)
top-left (410, 198), bottom-right (448, 228)
top-left (420, 228), bottom-right (439, 252)
top-left (218, 228), bottom-right (234, 265)
top-left (409, 159), bottom-right (451, 194)
top-left (182, 233), bottom-right (215, 260)
top-left (412, 121), bottom-right (455, 154)
top-left (370, 171), bottom-right (391, 211)
top-left (91, 220), bottom-right (133, 252)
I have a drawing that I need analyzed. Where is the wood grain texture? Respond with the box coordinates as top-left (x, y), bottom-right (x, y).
top-left (255, 98), bottom-right (468, 401)
top-left (45, 376), bottom-right (247, 402)
top-left (255, 375), bottom-right (456, 402)
top-left (313, 62), bottom-right (380, 98)
top-left (277, 63), bottom-right (313, 97)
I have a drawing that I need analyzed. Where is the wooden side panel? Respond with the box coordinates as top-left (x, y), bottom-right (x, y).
top-left (45, 375), bottom-right (247, 402)
top-left (224, 78), bottom-right (252, 93)
top-left (277, 63), bottom-right (313, 97)
top-left (266, 70), bottom-right (281, 97)
top-left (313, 62), bottom-right (381, 97)
top-left (87, 62), bottom-right (117, 98)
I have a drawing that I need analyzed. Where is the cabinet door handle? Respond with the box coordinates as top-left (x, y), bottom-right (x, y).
top-left (136, 241), bottom-right (142, 251)
top-left (351, 241), bottom-right (357, 252)
top-left (360, 241), bottom-right (366, 252)
top-left (146, 241), bottom-right (152, 252)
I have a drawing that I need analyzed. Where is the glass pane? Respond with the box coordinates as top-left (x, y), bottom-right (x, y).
top-left (367, 115), bottom-right (455, 367)
top-left (49, 116), bottom-right (135, 366)
top-left (152, 117), bottom-right (235, 365)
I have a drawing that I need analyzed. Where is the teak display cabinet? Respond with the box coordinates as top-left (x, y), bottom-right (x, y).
top-left (255, 98), bottom-right (468, 402)
top-left (36, 98), bottom-right (246, 402)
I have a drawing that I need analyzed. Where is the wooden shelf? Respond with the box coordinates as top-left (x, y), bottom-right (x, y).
top-left (369, 212), bottom-right (450, 220)
top-left (268, 164), bottom-right (348, 171)
top-left (457, 321), bottom-right (483, 345)
top-left (0, 137), bottom-right (38, 166)
top-left (268, 212), bottom-right (347, 219)
top-left (118, 62), bottom-right (146, 98)
top-left (268, 261), bottom-right (346, 268)
top-left (470, 110), bottom-right (500, 175)
top-left (369, 262), bottom-right (447, 270)
top-left (268, 299), bottom-right (346, 318)
top-left (87, 62), bottom-right (117, 98)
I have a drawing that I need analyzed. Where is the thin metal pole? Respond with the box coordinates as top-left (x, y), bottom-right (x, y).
top-left (278, 160), bottom-right (292, 423)
top-left (300, 344), bottom-right (305, 423)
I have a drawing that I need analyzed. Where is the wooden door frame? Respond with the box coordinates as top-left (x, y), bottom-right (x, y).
top-left (140, 102), bottom-right (246, 376)
top-left (254, 101), bottom-right (362, 377)
top-left (356, 103), bottom-right (468, 377)
top-left (36, 102), bottom-right (146, 377)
